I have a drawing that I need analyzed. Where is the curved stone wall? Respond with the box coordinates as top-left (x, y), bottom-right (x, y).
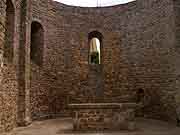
top-left (1, 0), bottom-right (179, 133)
top-left (30, 0), bottom-right (177, 122)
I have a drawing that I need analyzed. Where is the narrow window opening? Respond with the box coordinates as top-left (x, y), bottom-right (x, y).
top-left (31, 22), bottom-right (44, 66)
top-left (89, 31), bottom-right (102, 65)
top-left (90, 38), bottom-right (101, 64)
top-left (136, 88), bottom-right (144, 103)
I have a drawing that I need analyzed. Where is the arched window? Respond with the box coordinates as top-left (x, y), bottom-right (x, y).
top-left (89, 31), bottom-right (102, 64)
top-left (31, 21), bottom-right (44, 66)
top-left (4, 0), bottom-right (15, 62)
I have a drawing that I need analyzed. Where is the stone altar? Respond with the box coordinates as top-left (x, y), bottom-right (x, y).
top-left (68, 103), bottom-right (137, 131)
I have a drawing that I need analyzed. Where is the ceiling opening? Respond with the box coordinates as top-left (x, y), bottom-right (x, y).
top-left (53, 0), bottom-right (136, 7)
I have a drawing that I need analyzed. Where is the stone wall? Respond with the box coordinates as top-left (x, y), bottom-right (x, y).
top-left (30, 0), bottom-right (57, 119)
top-left (0, 0), bottom-right (7, 132)
top-left (172, 0), bottom-right (180, 120)
top-left (0, 0), bottom-right (18, 132)
top-left (0, 0), bottom-right (180, 133)
top-left (16, 0), bottom-right (31, 126)
top-left (30, 0), bottom-right (178, 122)
top-left (0, 0), bottom-right (31, 133)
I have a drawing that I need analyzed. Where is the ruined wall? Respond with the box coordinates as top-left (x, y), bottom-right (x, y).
top-left (126, 0), bottom-right (176, 121)
top-left (0, 0), bottom-right (31, 133)
top-left (30, 0), bottom-right (177, 122)
top-left (0, 0), bottom-right (178, 132)
top-left (0, 0), bottom-right (18, 132)
top-left (173, 0), bottom-right (180, 108)
top-left (0, 0), bottom-right (7, 132)
top-left (17, 0), bottom-right (32, 126)
top-left (30, 0), bottom-right (55, 119)
top-left (170, 1), bottom-right (180, 123)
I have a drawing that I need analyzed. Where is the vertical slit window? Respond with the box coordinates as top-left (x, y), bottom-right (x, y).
top-left (89, 31), bottom-right (102, 65)
top-left (31, 22), bottom-right (44, 66)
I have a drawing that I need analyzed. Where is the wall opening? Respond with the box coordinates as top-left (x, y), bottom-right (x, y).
top-left (31, 21), bottom-right (44, 66)
top-left (53, 0), bottom-right (136, 7)
top-left (136, 88), bottom-right (144, 103)
top-left (89, 31), bottom-right (102, 65)
top-left (4, 0), bottom-right (15, 62)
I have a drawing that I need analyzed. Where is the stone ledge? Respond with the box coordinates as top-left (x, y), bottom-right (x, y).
top-left (68, 103), bottom-right (137, 109)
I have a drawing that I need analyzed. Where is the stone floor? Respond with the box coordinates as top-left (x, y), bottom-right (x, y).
top-left (5, 118), bottom-right (180, 135)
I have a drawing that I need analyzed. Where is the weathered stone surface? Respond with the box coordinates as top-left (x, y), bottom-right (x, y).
top-left (30, 0), bottom-right (178, 123)
top-left (69, 103), bottom-right (137, 131)
top-left (1, 0), bottom-right (180, 134)
top-left (0, 0), bottom-right (31, 133)
top-left (0, 0), bottom-right (6, 133)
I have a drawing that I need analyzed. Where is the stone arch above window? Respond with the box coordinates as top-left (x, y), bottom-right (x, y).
top-left (4, 0), bottom-right (15, 62)
top-left (31, 21), bottom-right (44, 66)
top-left (88, 31), bottom-right (103, 65)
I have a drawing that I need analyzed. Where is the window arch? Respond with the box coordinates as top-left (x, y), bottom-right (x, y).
top-left (31, 21), bottom-right (44, 66)
top-left (88, 31), bottom-right (102, 64)
top-left (4, 0), bottom-right (15, 62)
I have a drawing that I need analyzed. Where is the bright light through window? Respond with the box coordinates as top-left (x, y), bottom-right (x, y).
top-left (53, 0), bottom-right (136, 7)
top-left (90, 38), bottom-right (101, 64)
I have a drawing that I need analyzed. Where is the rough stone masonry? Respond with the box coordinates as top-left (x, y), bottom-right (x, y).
top-left (1, 0), bottom-right (180, 133)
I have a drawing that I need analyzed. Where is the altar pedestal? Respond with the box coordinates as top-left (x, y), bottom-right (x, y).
top-left (68, 103), bottom-right (137, 131)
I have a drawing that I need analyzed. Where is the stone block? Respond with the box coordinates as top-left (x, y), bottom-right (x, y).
top-left (69, 103), bottom-right (137, 131)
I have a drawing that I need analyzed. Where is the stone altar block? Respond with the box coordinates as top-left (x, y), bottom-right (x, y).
top-left (68, 103), bottom-right (137, 131)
